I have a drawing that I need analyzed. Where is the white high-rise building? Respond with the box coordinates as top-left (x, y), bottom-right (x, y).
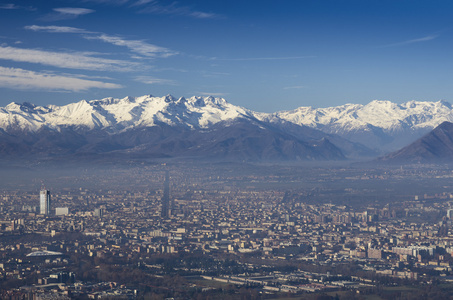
top-left (447, 209), bottom-right (453, 219)
top-left (40, 190), bottom-right (51, 215)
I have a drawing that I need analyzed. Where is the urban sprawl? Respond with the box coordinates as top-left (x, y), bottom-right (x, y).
top-left (1, 164), bottom-right (453, 299)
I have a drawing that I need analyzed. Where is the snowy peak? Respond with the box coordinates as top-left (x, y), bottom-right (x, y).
top-left (273, 99), bottom-right (453, 132)
top-left (0, 95), bottom-right (254, 132)
top-left (2, 95), bottom-right (453, 154)
top-left (259, 99), bottom-right (453, 152)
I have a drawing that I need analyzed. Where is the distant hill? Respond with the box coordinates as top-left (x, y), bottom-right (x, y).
top-left (378, 121), bottom-right (453, 163)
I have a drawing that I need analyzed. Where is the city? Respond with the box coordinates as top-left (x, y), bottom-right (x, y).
top-left (3, 0), bottom-right (453, 299)
top-left (1, 162), bottom-right (453, 299)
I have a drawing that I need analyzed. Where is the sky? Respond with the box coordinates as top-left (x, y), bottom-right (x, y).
top-left (1, 0), bottom-right (453, 112)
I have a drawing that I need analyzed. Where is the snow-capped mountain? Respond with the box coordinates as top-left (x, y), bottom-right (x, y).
top-left (1, 95), bottom-right (452, 161)
top-left (0, 95), bottom-right (350, 161)
top-left (268, 100), bottom-right (453, 152)
top-left (0, 95), bottom-right (253, 133)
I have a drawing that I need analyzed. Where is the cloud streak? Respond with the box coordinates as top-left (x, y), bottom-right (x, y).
top-left (213, 56), bottom-right (316, 61)
top-left (53, 7), bottom-right (95, 16)
top-left (41, 7), bottom-right (95, 21)
top-left (0, 3), bottom-right (20, 9)
top-left (85, 34), bottom-right (177, 58)
top-left (0, 46), bottom-right (140, 72)
top-left (382, 34), bottom-right (439, 47)
top-left (78, 0), bottom-right (219, 18)
top-left (0, 3), bottom-right (35, 10)
top-left (25, 25), bottom-right (91, 34)
top-left (135, 1), bottom-right (219, 19)
top-left (81, 0), bottom-right (130, 5)
top-left (0, 67), bottom-right (122, 92)
top-left (26, 25), bottom-right (177, 58)
top-left (198, 92), bottom-right (227, 97)
top-left (135, 76), bottom-right (176, 85)
top-left (283, 85), bottom-right (307, 90)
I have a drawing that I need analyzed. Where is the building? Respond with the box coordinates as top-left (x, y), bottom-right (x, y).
top-left (94, 208), bottom-right (103, 218)
top-left (40, 190), bottom-right (51, 215)
top-left (55, 207), bottom-right (69, 216)
top-left (447, 209), bottom-right (453, 219)
top-left (367, 248), bottom-right (383, 259)
top-left (161, 171), bottom-right (171, 218)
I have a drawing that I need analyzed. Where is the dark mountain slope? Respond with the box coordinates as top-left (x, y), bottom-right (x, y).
top-left (379, 121), bottom-right (453, 163)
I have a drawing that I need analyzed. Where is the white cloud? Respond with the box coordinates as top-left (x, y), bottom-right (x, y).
top-left (198, 92), bottom-right (227, 97)
top-left (25, 25), bottom-right (177, 58)
top-left (130, 0), bottom-right (154, 6)
top-left (25, 25), bottom-right (91, 34)
top-left (63, 0), bottom-right (219, 19)
top-left (53, 7), bottom-right (95, 16)
top-left (0, 67), bottom-right (122, 91)
top-left (135, 76), bottom-right (176, 85)
top-left (189, 11), bottom-right (217, 19)
top-left (0, 46), bottom-right (140, 72)
top-left (0, 4), bottom-right (19, 9)
top-left (41, 7), bottom-right (95, 21)
top-left (283, 85), bottom-right (307, 90)
top-left (214, 56), bottom-right (316, 61)
top-left (135, 1), bottom-right (219, 19)
top-left (0, 3), bottom-right (35, 10)
top-left (86, 34), bottom-right (177, 58)
top-left (382, 35), bottom-right (439, 47)
top-left (81, 0), bottom-right (130, 5)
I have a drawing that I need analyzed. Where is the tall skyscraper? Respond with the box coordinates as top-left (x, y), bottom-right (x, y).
top-left (161, 171), bottom-right (171, 218)
top-left (94, 208), bottom-right (103, 218)
top-left (40, 190), bottom-right (51, 215)
top-left (447, 209), bottom-right (453, 219)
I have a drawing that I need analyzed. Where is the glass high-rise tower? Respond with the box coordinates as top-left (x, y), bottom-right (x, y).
top-left (40, 190), bottom-right (51, 215)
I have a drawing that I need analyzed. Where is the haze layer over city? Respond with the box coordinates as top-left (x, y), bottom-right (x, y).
top-left (3, 1), bottom-right (453, 300)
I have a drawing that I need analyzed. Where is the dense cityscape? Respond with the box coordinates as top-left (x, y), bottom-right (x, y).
top-left (1, 163), bottom-right (453, 299)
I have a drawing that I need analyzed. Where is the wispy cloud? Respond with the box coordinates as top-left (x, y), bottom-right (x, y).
top-left (81, 0), bottom-right (130, 5)
top-left (86, 34), bottom-right (177, 58)
top-left (0, 46), bottom-right (140, 72)
top-left (132, 0), bottom-right (219, 19)
top-left (283, 85), bottom-right (307, 90)
top-left (198, 92), bottom-right (227, 97)
top-left (0, 3), bottom-right (20, 9)
top-left (135, 76), bottom-right (176, 85)
top-left (213, 56), bottom-right (316, 61)
top-left (0, 3), bottom-right (35, 10)
top-left (382, 34), bottom-right (439, 47)
top-left (25, 25), bottom-right (91, 34)
top-left (53, 7), bottom-right (95, 16)
top-left (0, 67), bottom-right (122, 92)
top-left (130, 0), bottom-right (154, 6)
top-left (41, 7), bottom-right (95, 21)
top-left (79, 0), bottom-right (219, 19)
top-left (199, 70), bottom-right (230, 78)
top-left (25, 25), bottom-right (177, 58)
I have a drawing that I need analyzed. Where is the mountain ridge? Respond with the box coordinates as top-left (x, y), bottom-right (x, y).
top-left (1, 94), bottom-right (452, 161)
top-left (379, 121), bottom-right (453, 163)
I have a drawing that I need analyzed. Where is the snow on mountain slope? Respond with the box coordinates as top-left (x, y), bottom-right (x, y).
top-left (2, 95), bottom-right (453, 154)
top-left (266, 100), bottom-right (453, 152)
top-left (0, 95), bottom-right (254, 132)
top-left (271, 100), bottom-right (453, 132)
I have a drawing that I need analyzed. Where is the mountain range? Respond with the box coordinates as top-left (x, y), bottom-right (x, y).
top-left (379, 121), bottom-right (453, 163)
top-left (1, 94), bottom-right (453, 162)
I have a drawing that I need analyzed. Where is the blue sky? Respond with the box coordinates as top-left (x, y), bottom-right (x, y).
top-left (0, 0), bottom-right (453, 112)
